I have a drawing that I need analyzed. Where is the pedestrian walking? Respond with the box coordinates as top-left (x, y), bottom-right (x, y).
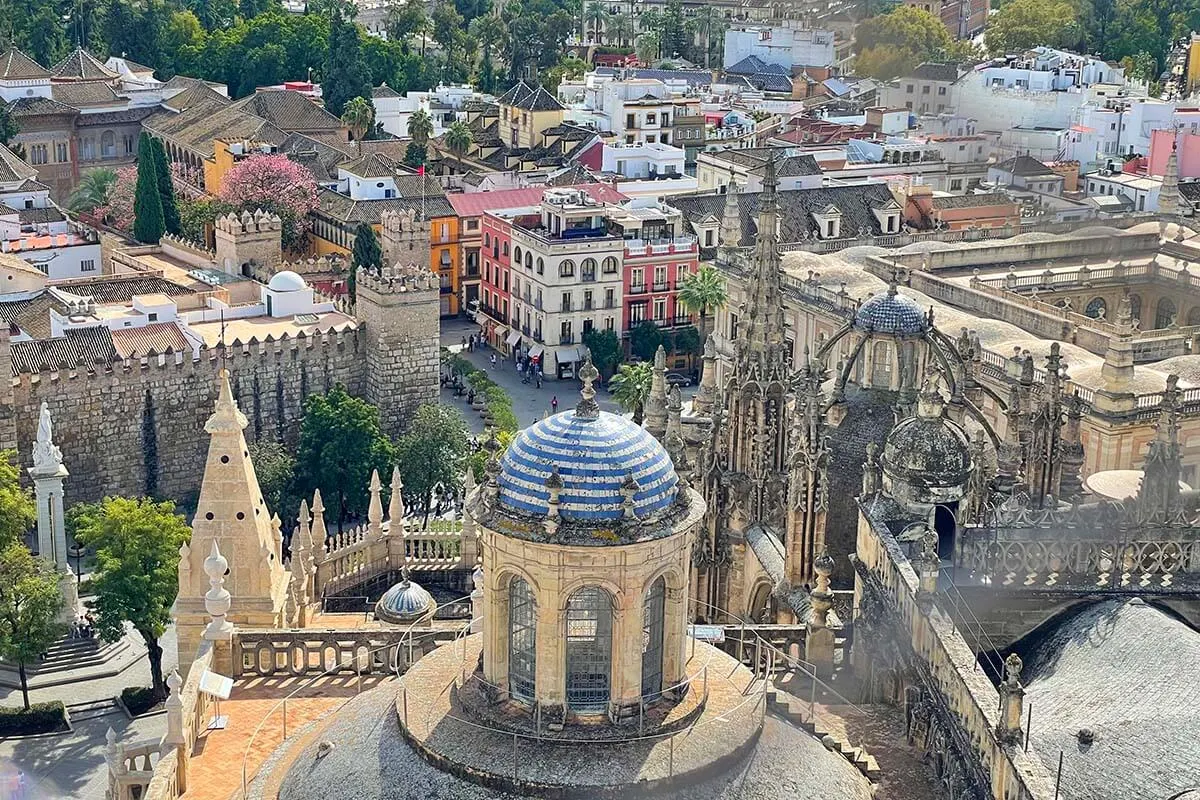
top-left (490, 353), bottom-right (497, 369)
top-left (460, 335), bottom-right (467, 350)
top-left (551, 395), bottom-right (558, 414)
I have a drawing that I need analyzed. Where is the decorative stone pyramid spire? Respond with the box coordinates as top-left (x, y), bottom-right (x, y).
top-left (388, 465), bottom-right (408, 527)
top-left (1139, 373), bottom-right (1183, 515)
top-left (176, 369), bottom-right (288, 675)
top-left (718, 184), bottom-right (742, 251)
top-left (692, 334), bottom-right (721, 417)
top-left (664, 386), bottom-right (690, 484)
top-left (1160, 135), bottom-right (1180, 238)
top-left (645, 345), bottom-right (669, 439)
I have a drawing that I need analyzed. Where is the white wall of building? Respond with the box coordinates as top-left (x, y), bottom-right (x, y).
top-left (722, 26), bottom-right (835, 69)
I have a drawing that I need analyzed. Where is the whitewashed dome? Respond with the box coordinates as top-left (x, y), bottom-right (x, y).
top-left (268, 270), bottom-right (307, 292)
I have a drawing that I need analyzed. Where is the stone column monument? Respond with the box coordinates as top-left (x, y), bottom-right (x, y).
top-left (28, 401), bottom-right (77, 621)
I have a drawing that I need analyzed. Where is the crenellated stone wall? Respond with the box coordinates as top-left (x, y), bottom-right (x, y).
top-left (10, 332), bottom-right (366, 504)
top-left (5, 274), bottom-right (438, 502)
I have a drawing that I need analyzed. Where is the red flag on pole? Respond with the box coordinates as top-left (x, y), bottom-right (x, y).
top-left (416, 165), bottom-right (425, 176)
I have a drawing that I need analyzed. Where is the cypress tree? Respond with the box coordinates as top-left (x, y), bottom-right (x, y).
top-left (132, 133), bottom-right (165, 244)
top-left (323, 15), bottom-right (373, 118)
top-left (350, 222), bottom-right (381, 303)
top-left (151, 138), bottom-right (180, 236)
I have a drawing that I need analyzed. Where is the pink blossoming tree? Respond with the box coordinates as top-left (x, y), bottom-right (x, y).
top-left (88, 166), bottom-right (137, 233)
top-left (217, 154), bottom-right (319, 251)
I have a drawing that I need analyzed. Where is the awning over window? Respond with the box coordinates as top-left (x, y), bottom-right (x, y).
top-left (506, 329), bottom-right (521, 346)
top-left (529, 344), bottom-right (544, 358)
top-left (556, 345), bottom-right (582, 363)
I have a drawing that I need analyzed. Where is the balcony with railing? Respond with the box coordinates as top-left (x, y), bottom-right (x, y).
top-left (562, 299), bottom-right (573, 312)
top-left (582, 268), bottom-right (597, 282)
top-left (583, 298), bottom-right (594, 311)
top-left (624, 236), bottom-right (698, 258)
top-left (560, 333), bottom-right (576, 345)
top-left (629, 283), bottom-right (648, 295)
top-left (652, 281), bottom-right (671, 292)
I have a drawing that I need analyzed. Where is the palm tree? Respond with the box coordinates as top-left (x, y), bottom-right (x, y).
top-left (687, 6), bottom-right (724, 68)
top-left (635, 31), bottom-right (660, 63)
top-left (584, 2), bottom-right (607, 43)
top-left (408, 108), bottom-right (434, 147)
top-left (609, 361), bottom-right (653, 424)
top-left (676, 264), bottom-right (728, 359)
top-left (68, 168), bottom-right (117, 214)
top-left (341, 96), bottom-right (375, 142)
top-left (444, 120), bottom-right (472, 158)
top-left (607, 11), bottom-right (634, 47)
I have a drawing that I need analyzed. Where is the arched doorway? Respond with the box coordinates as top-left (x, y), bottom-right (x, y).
top-left (508, 577), bottom-right (536, 703)
top-left (934, 504), bottom-right (957, 561)
top-left (565, 586), bottom-right (612, 712)
top-left (641, 577), bottom-right (665, 701)
top-left (748, 580), bottom-right (774, 623)
top-left (1156, 297), bottom-right (1178, 329)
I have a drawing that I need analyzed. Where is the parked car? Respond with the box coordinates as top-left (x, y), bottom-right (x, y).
top-left (465, 299), bottom-right (480, 322)
top-left (665, 372), bottom-right (693, 388)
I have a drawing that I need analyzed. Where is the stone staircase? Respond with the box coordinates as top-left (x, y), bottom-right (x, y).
top-left (0, 634), bottom-right (142, 689)
top-left (763, 670), bottom-right (881, 783)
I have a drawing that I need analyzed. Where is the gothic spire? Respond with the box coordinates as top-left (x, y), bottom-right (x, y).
top-left (1139, 373), bottom-right (1183, 514)
top-left (736, 154), bottom-right (787, 378)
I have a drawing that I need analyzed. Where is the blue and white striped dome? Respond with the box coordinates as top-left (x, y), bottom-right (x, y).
top-left (498, 410), bottom-right (679, 522)
top-left (854, 288), bottom-right (928, 335)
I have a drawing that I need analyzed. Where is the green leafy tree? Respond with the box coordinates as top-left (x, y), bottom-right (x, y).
top-left (133, 133), bottom-right (165, 244)
top-left (853, 6), bottom-right (953, 80)
top-left (0, 544), bottom-right (66, 710)
top-left (178, 197), bottom-right (234, 243)
top-left (672, 324), bottom-right (701, 357)
top-left (582, 328), bottom-right (622, 377)
top-left (0, 451), bottom-right (35, 553)
top-left (686, 6), bottom-right (724, 67)
top-left (248, 440), bottom-right (299, 532)
top-left (403, 142), bottom-right (427, 167)
top-left (444, 120), bottom-right (472, 157)
top-left (73, 497), bottom-right (191, 702)
top-left (69, 168), bottom-right (118, 214)
top-left (388, 0), bottom-right (429, 40)
top-left (323, 13), bottom-right (373, 117)
top-left (676, 264), bottom-right (727, 352)
top-left (151, 138), bottom-right (181, 236)
top-left (0, 104), bottom-right (19, 150)
top-left (609, 361), bottom-right (653, 423)
top-left (408, 108), bottom-right (434, 147)
top-left (341, 95), bottom-right (375, 141)
top-left (542, 55), bottom-right (589, 91)
top-left (984, 0), bottom-right (1080, 54)
top-left (295, 386), bottom-right (396, 526)
top-left (630, 320), bottom-right (665, 362)
top-left (394, 404), bottom-right (470, 525)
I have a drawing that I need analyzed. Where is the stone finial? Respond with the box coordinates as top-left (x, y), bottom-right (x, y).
top-left (997, 651), bottom-right (1026, 745)
top-left (388, 465), bottom-right (405, 524)
top-left (206, 368), bottom-right (248, 434)
top-left (311, 489), bottom-right (328, 547)
top-left (543, 466), bottom-right (563, 534)
top-left (368, 469), bottom-right (384, 536)
top-left (575, 356), bottom-right (601, 420)
top-left (645, 346), bottom-right (669, 439)
top-left (203, 541), bottom-right (234, 640)
top-left (917, 374), bottom-right (945, 419)
top-left (620, 473), bottom-right (640, 520)
top-left (31, 401), bottom-right (63, 472)
top-left (163, 670), bottom-right (185, 746)
top-left (862, 441), bottom-right (882, 496)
